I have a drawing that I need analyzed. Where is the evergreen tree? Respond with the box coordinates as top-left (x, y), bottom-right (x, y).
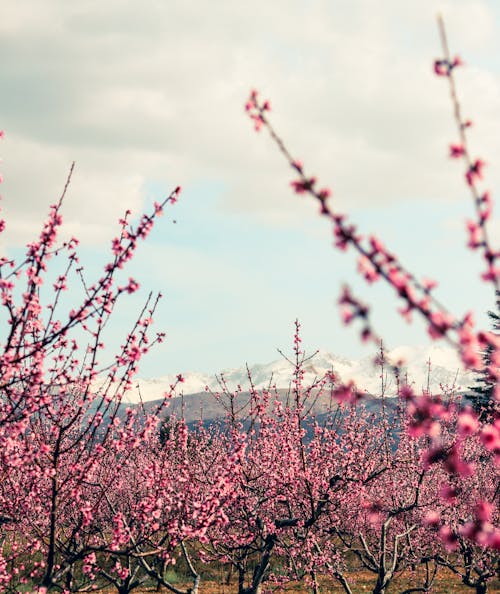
top-left (469, 294), bottom-right (500, 419)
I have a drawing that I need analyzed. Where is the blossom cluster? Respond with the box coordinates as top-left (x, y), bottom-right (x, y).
top-left (244, 16), bottom-right (499, 558)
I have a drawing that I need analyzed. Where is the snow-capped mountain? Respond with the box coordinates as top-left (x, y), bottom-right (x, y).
top-left (119, 345), bottom-right (473, 404)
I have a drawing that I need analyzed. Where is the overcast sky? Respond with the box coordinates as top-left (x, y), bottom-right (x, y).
top-left (1, 1), bottom-right (499, 377)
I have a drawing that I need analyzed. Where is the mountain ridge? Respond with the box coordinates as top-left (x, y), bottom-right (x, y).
top-left (119, 344), bottom-right (472, 404)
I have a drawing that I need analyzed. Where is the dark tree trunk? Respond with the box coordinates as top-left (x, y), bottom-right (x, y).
top-left (238, 565), bottom-right (246, 594)
top-left (311, 570), bottom-right (319, 594)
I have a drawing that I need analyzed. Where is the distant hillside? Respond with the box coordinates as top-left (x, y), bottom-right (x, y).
top-left (119, 387), bottom-right (472, 431)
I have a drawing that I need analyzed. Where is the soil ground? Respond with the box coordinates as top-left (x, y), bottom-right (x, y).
top-left (131, 567), bottom-right (500, 594)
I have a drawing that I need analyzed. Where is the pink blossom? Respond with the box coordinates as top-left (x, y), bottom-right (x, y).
top-left (480, 425), bottom-right (500, 454)
top-left (439, 483), bottom-right (459, 503)
top-left (423, 510), bottom-right (440, 528)
top-left (318, 187), bottom-right (332, 200)
top-left (439, 525), bottom-right (458, 551)
top-left (331, 381), bottom-right (360, 404)
top-left (449, 143), bottom-right (465, 158)
top-left (457, 409), bottom-right (479, 437)
top-left (358, 256), bottom-right (379, 283)
top-left (422, 277), bottom-right (438, 291)
top-left (434, 59), bottom-right (449, 76)
top-left (290, 177), bottom-right (316, 194)
top-left (123, 278), bottom-right (139, 294)
top-left (465, 159), bottom-right (486, 186)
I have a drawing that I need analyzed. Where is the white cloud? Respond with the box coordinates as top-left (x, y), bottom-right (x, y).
top-left (2, 0), bottom-right (499, 377)
top-left (1, 0), bottom-right (498, 247)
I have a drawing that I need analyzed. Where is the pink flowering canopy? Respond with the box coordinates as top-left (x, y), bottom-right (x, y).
top-left (0, 13), bottom-right (498, 594)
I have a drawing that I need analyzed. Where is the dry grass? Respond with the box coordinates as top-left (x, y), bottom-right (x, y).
top-left (129, 567), bottom-right (500, 594)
